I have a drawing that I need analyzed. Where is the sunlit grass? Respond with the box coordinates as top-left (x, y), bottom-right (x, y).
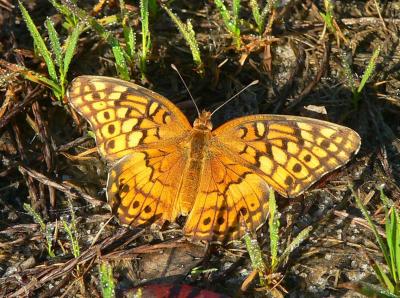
top-left (18, 1), bottom-right (82, 101)
top-left (341, 46), bottom-right (380, 107)
top-left (349, 187), bottom-right (400, 297)
top-left (138, 0), bottom-right (152, 79)
top-left (60, 1), bottom-right (131, 80)
top-left (243, 190), bottom-right (312, 295)
top-left (99, 261), bottom-right (115, 298)
top-left (213, 0), bottom-right (241, 49)
top-left (249, 0), bottom-right (275, 35)
top-left (163, 5), bottom-right (203, 74)
top-left (23, 203), bottom-right (55, 258)
top-left (62, 199), bottom-right (81, 258)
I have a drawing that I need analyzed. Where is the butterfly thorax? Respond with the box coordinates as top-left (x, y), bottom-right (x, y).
top-left (193, 110), bottom-right (213, 131)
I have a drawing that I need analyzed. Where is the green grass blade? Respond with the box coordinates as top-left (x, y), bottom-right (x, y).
top-left (268, 189), bottom-right (279, 271)
top-left (61, 0), bottom-right (130, 80)
top-left (278, 226), bottom-right (312, 268)
top-left (190, 266), bottom-right (218, 276)
top-left (213, 0), bottom-right (231, 29)
top-left (213, 0), bottom-right (240, 48)
top-left (320, 0), bottom-right (335, 33)
top-left (393, 207), bottom-right (400, 286)
top-left (373, 261), bottom-right (395, 293)
top-left (49, 0), bottom-right (79, 28)
top-left (99, 261), bottom-right (115, 298)
top-left (249, 0), bottom-right (269, 34)
top-left (357, 46), bottom-right (380, 93)
top-left (340, 52), bottom-right (357, 96)
top-left (62, 219), bottom-right (80, 258)
top-left (232, 0), bottom-right (240, 23)
top-left (18, 1), bottom-right (58, 82)
top-left (261, 0), bottom-right (273, 18)
top-left (231, 0), bottom-right (241, 47)
top-left (344, 280), bottom-right (398, 298)
top-left (23, 203), bottom-right (55, 257)
top-left (250, 0), bottom-right (261, 26)
top-left (386, 209), bottom-right (397, 282)
top-left (120, 0), bottom-right (135, 62)
top-left (352, 187), bottom-right (392, 272)
top-left (243, 233), bottom-right (266, 287)
top-left (184, 20), bottom-right (202, 70)
top-left (123, 25), bottom-right (136, 62)
top-left (112, 46), bottom-right (130, 80)
top-left (380, 187), bottom-right (392, 210)
top-left (0, 59), bottom-right (61, 94)
top-left (36, 75), bottom-right (62, 94)
top-left (45, 224), bottom-right (56, 258)
top-left (63, 22), bottom-right (82, 77)
top-left (23, 203), bottom-right (46, 231)
top-left (163, 6), bottom-right (203, 71)
top-left (139, 0), bottom-right (151, 76)
top-left (394, 208), bottom-right (400, 283)
top-left (45, 18), bottom-right (63, 69)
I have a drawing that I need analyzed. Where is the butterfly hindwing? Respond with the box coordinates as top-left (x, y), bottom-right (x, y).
top-left (68, 76), bottom-right (192, 161)
top-left (184, 148), bottom-right (270, 242)
top-left (213, 114), bottom-right (361, 197)
top-left (107, 144), bottom-right (186, 226)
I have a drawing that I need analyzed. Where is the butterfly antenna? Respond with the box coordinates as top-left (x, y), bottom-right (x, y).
top-left (171, 64), bottom-right (201, 117)
top-left (210, 80), bottom-right (259, 117)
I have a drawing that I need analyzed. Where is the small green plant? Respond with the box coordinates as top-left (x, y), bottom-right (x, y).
top-left (341, 46), bottom-right (380, 107)
top-left (119, 0), bottom-right (136, 69)
top-left (99, 261), bottom-right (115, 298)
top-left (61, 199), bottom-right (81, 258)
top-left (348, 187), bottom-right (400, 297)
top-left (320, 0), bottom-right (336, 34)
top-left (190, 266), bottom-right (218, 278)
top-left (249, 0), bottom-right (275, 35)
top-left (18, 1), bottom-right (82, 101)
top-left (138, 0), bottom-right (152, 79)
top-left (23, 203), bottom-right (55, 258)
top-left (213, 0), bottom-right (241, 49)
top-left (48, 0), bottom-right (79, 30)
top-left (61, 0), bottom-right (131, 80)
top-left (319, 0), bottom-right (348, 45)
top-left (243, 190), bottom-right (312, 295)
top-left (23, 199), bottom-right (82, 259)
top-left (163, 6), bottom-right (203, 74)
top-left (356, 47), bottom-right (380, 95)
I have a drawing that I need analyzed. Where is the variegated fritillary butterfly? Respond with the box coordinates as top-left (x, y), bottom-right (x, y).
top-left (67, 76), bottom-right (361, 242)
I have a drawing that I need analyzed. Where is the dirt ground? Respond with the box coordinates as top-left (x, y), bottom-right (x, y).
top-left (1, 0), bottom-right (400, 297)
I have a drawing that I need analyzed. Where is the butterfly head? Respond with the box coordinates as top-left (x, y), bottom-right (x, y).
top-left (193, 110), bottom-right (213, 131)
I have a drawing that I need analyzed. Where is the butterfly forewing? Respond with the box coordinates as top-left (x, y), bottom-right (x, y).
top-left (213, 114), bottom-right (361, 197)
top-left (67, 76), bottom-right (192, 161)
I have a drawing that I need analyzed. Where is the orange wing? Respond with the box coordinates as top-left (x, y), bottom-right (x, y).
top-left (67, 76), bottom-right (192, 161)
top-left (184, 148), bottom-right (270, 242)
top-left (107, 144), bottom-right (186, 226)
top-left (184, 115), bottom-right (360, 242)
top-left (212, 114), bottom-right (361, 197)
top-left (68, 76), bottom-right (192, 227)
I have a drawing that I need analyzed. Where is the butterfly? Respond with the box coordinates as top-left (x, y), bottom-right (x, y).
top-left (67, 76), bottom-right (361, 242)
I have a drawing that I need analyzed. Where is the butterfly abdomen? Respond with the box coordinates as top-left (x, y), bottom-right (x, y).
top-left (175, 129), bottom-right (212, 216)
